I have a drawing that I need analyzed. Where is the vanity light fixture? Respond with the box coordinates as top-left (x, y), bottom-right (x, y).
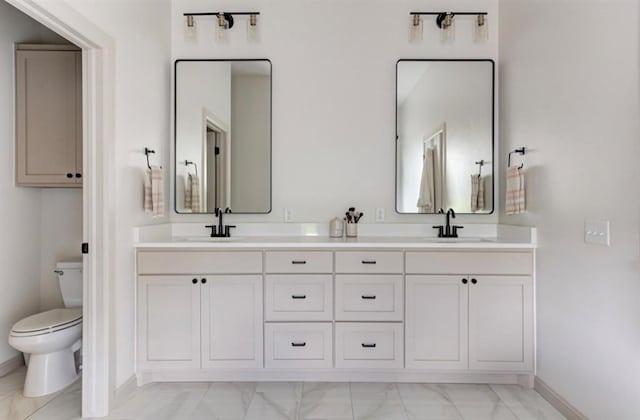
top-left (182, 12), bottom-right (261, 43)
top-left (409, 12), bottom-right (488, 44)
top-left (247, 13), bottom-right (260, 43)
top-left (184, 15), bottom-right (196, 41)
top-left (437, 12), bottom-right (456, 43)
top-left (409, 14), bottom-right (423, 43)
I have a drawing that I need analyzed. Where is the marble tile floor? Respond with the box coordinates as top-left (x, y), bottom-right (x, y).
top-left (0, 367), bottom-right (566, 420)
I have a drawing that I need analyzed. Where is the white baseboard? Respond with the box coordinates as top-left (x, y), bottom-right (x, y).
top-left (137, 369), bottom-right (532, 387)
top-left (534, 376), bottom-right (588, 420)
top-left (114, 375), bottom-right (137, 407)
top-left (0, 354), bottom-right (24, 377)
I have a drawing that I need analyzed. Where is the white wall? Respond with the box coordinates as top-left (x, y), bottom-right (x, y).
top-left (499, 1), bottom-right (640, 418)
top-left (171, 0), bottom-right (499, 224)
top-left (0, 0), bottom-right (75, 366)
top-left (61, 0), bottom-right (172, 388)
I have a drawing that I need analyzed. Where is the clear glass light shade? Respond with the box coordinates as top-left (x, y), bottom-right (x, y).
top-left (474, 14), bottom-right (489, 42)
top-left (184, 15), bottom-right (196, 41)
top-left (409, 14), bottom-right (423, 43)
top-left (247, 14), bottom-right (260, 43)
top-left (216, 14), bottom-right (229, 43)
top-left (440, 14), bottom-right (455, 43)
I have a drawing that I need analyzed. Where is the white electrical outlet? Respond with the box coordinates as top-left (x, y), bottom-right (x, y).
top-left (585, 220), bottom-right (610, 246)
top-left (284, 208), bottom-right (293, 223)
top-left (376, 208), bottom-right (385, 222)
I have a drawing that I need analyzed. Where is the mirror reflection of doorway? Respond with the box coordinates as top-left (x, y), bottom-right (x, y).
top-left (202, 115), bottom-right (230, 212)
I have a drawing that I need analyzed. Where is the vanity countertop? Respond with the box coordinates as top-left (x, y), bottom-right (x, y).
top-left (134, 235), bottom-right (536, 249)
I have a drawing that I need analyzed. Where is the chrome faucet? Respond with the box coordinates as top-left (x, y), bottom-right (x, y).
top-left (205, 207), bottom-right (235, 237)
top-left (433, 208), bottom-right (464, 238)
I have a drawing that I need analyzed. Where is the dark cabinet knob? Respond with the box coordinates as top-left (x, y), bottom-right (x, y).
top-left (192, 278), bottom-right (198, 284)
top-left (471, 278), bottom-right (478, 285)
top-left (201, 278), bottom-right (207, 284)
top-left (66, 173), bottom-right (73, 178)
top-left (462, 278), bottom-right (468, 284)
top-left (75, 173), bottom-right (82, 178)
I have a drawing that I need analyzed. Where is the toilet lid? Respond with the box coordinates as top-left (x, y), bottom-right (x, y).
top-left (11, 308), bottom-right (82, 335)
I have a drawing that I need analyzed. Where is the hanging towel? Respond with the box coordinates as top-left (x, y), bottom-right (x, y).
top-left (144, 166), bottom-right (164, 217)
top-left (506, 166), bottom-right (525, 215)
top-left (190, 174), bottom-right (201, 213)
top-left (471, 175), bottom-right (485, 212)
top-left (184, 174), bottom-right (192, 210)
top-left (417, 147), bottom-right (435, 213)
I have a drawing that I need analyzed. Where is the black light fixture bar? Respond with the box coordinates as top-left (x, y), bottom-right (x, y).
top-left (410, 12), bottom-right (488, 16)
top-left (183, 12), bottom-right (260, 17)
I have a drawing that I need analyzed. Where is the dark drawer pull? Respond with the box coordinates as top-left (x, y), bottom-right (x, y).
top-left (361, 343), bottom-right (377, 348)
top-left (361, 295), bottom-right (377, 300)
top-left (291, 260), bottom-right (307, 265)
top-left (361, 260), bottom-right (377, 265)
top-left (291, 295), bottom-right (307, 299)
top-left (291, 342), bottom-right (307, 347)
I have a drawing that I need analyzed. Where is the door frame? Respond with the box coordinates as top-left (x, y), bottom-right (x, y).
top-left (7, 1), bottom-right (116, 417)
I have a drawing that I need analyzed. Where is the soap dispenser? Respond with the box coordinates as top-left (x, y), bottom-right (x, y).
top-left (329, 217), bottom-right (344, 238)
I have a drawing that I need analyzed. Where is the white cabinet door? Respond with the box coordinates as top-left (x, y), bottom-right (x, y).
top-left (469, 276), bottom-right (533, 371)
top-left (201, 276), bottom-right (263, 369)
top-left (406, 275), bottom-right (468, 370)
top-left (138, 276), bottom-right (201, 370)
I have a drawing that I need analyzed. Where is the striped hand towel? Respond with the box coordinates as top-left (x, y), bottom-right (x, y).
top-left (144, 166), bottom-right (164, 217)
top-left (190, 174), bottom-right (201, 213)
top-left (471, 175), bottom-right (485, 212)
top-left (506, 166), bottom-right (525, 215)
top-left (184, 174), bottom-right (192, 210)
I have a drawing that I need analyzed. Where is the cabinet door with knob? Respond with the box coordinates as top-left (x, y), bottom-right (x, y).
top-left (406, 275), bottom-right (469, 370)
top-left (201, 275), bottom-right (263, 369)
top-left (137, 276), bottom-right (201, 370)
top-left (15, 45), bottom-right (82, 187)
top-left (468, 276), bottom-right (533, 371)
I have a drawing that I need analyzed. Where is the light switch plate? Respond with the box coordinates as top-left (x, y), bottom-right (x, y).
top-left (585, 220), bottom-right (610, 246)
top-left (376, 208), bottom-right (385, 222)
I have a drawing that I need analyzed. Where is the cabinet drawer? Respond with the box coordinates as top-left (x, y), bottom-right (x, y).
top-left (265, 323), bottom-right (333, 368)
top-left (406, 251), bottom-right (533, 275)
top-left (265, 275), bottom-right (333, 321)
top-left (335, 251), bottom-right (403, 273)
top-left (137, 251), bottom-right (262, 275)
top-left (335, 323), bottom-right (403, 369)
top-left (335, 275), bottom-right (403, 321)
top-left (265, 251), bottom-right (332, 273)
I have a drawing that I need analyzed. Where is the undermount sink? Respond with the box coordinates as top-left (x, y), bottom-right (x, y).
top-left (420, 237), bottom-right (495, 243)
top-left (176, 236), bottom-right (245, 242)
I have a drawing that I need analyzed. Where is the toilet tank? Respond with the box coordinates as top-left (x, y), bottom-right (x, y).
top-left (56, 261), bottom-right (83, 308)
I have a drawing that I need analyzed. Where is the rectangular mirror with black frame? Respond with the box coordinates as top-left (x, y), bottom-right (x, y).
top-left (175, 59), bottom-right (272, 214)
top-left (396, 59), bottom-right (494, 215)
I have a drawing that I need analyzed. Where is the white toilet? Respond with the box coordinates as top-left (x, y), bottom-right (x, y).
top-left (9, 261), bottom-right (82, 397)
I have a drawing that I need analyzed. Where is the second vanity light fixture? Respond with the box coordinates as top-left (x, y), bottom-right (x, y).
top-left (409, 12), bottom-right (488, 44)
top-left (184, 11), bottom-right (261, 43)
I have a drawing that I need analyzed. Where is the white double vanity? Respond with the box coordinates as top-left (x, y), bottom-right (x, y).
top-left (134, 225), bottom-right (536, 388)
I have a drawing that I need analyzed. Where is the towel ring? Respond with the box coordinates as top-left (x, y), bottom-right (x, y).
top-left (508, 147), bottom-right (526, 169)
top-left (185, 160), bottom-right (198, 177)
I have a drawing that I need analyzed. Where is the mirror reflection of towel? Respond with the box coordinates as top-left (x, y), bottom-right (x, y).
top-left (471, 175), bottom-right (485, 212)
top-left (417, 147), bottom-right (436, 213)
top-left (184, 173), bottom-right (201, 212)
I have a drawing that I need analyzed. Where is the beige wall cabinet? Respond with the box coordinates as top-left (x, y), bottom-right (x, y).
top-left (15, 44), bottom-right (82, 187)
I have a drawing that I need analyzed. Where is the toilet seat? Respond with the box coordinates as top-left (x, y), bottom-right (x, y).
top-left (10, 308), bottom-right (82, 337)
